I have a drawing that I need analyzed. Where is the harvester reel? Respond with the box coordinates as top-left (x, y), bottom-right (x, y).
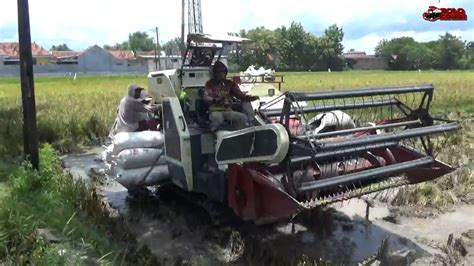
top-left (238, 84), bottom-right (462, 222)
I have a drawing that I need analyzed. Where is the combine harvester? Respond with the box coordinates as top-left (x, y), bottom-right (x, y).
top-left (107, 33), bottom-right (460, 224)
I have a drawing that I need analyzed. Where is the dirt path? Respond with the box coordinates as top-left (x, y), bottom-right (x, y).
top-left (61, 148), bottom-right (474, 265)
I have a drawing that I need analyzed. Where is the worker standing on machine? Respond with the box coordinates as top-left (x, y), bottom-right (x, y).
top-left (204, 61), bottom-right (259, 130)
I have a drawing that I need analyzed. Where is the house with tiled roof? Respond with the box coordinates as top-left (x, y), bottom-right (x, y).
top-left (107, 49), bottom-right (140, 67)
top-left (108, 50), bottom-right (135, 60)
top-left (342, 51), bottom-right (388, 70)
top-left (0, 42), bottom-right (153, 75)
top-left (51, 50), bottom-right (83, 64)
top-left (0, 42), bottom-right (52, 65)
top-left (75, 45), bottom-right (131, 72)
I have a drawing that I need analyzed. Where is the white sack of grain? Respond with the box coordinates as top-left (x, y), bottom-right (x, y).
top-left (112, 148), bottom-right (167, 169)
top-left (306, 110), bottom-right (356, 135)
top-left (112, 131), bottom-right (164, 154)
top-left (111, 164), bottom-right (170, 189)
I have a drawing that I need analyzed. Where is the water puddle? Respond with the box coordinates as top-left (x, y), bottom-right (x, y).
top-left (62, 147), bottom-right (473, 264)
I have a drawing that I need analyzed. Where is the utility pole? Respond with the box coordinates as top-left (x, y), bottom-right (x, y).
top-left (154, 31), bottom-right (158, 71)
top-left (155, 27), bottom-right (161, 70)
top-left (188, 0), bottom-right (203, 33)
top-left (17, 0), bottom-right (39, 169)
top-left (181, 0), bottom-right (186, 58)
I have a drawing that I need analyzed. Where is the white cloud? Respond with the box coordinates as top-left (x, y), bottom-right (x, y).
top-left (343, 34), bottom-right (382, 54)
top-left (0, 0), bottom-right (472, 51)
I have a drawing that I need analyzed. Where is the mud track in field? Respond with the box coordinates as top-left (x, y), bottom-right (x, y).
top-left (62, 148), bottom-right (474, 265)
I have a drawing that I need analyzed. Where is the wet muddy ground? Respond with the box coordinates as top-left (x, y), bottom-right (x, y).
top-left (61, 148), bottom-right (474, 265)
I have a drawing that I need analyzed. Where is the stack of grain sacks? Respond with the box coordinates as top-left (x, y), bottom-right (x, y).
top-left (102, 131), bottom-right (169, 190)
top-left (239, 65), bottom-right (275, 83)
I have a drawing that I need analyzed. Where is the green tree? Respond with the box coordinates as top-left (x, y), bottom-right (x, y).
top-left (318, 24), bottom-right (345, 70)
top-left (459, 44), bottom-right (474, 69)
top-left (435, 33), bottom-right (465, 70)
top-left (162, 37), bottom-right (183, 55)
top-left (284, 22), bottom-right (313, 70)
top-left (375, 33), bottom-right (470, 70)
top-left (230, 27), bottom-right (278, 70)
top-left (324, 24), bottom-right (344, 55)
top-left (128, 31), bottom-right (155, 52)
top-left (103, 42), bottom-right (130, 50)
top-left (375, 37), bottom-right (421, 70)
top-left (230, 22), bottom-right (345, 71)
top-left (50, 44), bottom-right (71, 51)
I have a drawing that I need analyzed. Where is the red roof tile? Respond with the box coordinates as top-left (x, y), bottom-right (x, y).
top-left (108, 50), bottom-right (135, 60)
top-left (51, 50), bottom-right (82, 58)
top-left (0, 42), bottom-right (51, 57)
top-left (32, 42), bottom-right (50, 56)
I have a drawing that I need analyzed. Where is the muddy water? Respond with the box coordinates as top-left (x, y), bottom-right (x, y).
top-left (62, 147), bottom-right (474, 264)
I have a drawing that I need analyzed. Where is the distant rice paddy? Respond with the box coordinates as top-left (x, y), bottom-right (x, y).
top-left (0, 70), bottom-right (473, 156)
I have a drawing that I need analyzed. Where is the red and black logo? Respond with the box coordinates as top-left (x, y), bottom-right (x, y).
top-left (422, 6), bottom-right (468, 21)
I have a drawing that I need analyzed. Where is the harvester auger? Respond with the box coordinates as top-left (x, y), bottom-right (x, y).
top-left (225, 84), bottom-right (460, 223)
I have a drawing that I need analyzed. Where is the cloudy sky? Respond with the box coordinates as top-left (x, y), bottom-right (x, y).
top-left (0, 0), bottom-right (472, 53)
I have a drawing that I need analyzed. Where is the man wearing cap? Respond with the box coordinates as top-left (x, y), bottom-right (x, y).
top-left (204, 61), bottom-right (259, 130)
top-left (108, 84), bottom-right (160, 137)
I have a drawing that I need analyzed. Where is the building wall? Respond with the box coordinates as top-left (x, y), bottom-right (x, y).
top-left (78, 46), bottom-right (127, 73)
top-left (146, 57), bottom-right (180, 72)
top-left (0, 64), bottom-right (78, 76)
top-left (0, 62), bottom-right (146, 76)
top-left (352, 58), bottom-right (388, 70)
top-left (36, 57), bottom-right (52, 65)
top-left (0, 47), bottom-right (234, 76)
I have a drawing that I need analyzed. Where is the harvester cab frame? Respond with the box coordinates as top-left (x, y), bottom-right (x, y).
top-left (143, 33), bottom-right (461, 224)
top-left (148, 33), bottom-right (254, 127)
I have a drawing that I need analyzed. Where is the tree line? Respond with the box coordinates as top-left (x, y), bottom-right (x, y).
top-left (375, 33), bottom-right (473, 70)
top-left (229, 22), bottom-right (345, 71)
top-left (51, 32), bottom-right (182, 56)
top-left (50, 24), bottom-right (473, 71)
top-left (228, 22), bottom-right (473, 71)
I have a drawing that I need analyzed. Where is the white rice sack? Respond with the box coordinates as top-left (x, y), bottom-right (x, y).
top-left (113, 148), bottom-right (167, 170)
top-left (101, 144), bottom-right (115, 163)
top-left (111, 164), bottom-right (170, 189)
top-left (112, 131), bottom-right (165, 154)
top-left (307, 110), bottom-right (356, 134)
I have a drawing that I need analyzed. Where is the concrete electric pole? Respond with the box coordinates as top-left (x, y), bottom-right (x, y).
top-left (17, 0), bottom-right (39, 169)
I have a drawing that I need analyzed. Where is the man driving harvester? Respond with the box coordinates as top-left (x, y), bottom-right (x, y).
top-left (204, 61), bottom-right (259, 130)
